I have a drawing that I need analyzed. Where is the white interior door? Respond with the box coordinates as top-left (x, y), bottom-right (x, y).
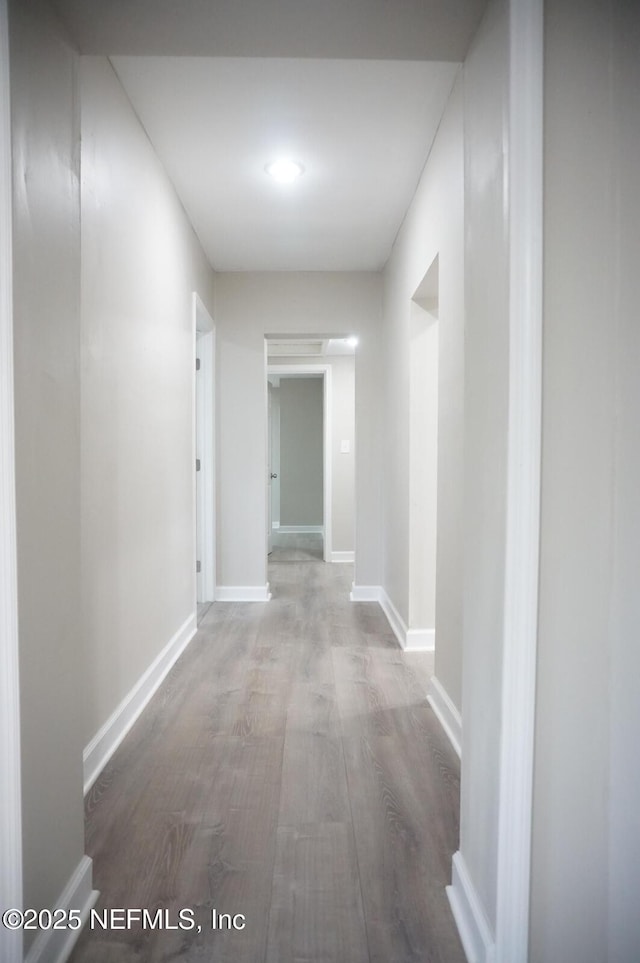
top-left (194, 295), bottom-right (215, 603)
top-left (267, 381), bottom-right (273, 554)
top-left (271, 384), bottom-right (281, 530)
top-left (195, 351), bottom-right (204, 601)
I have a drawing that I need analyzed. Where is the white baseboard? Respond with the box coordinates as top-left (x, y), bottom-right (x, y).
top-left (24, 855), bottom-right (99, 963)
top-left (378, 588), bottom-right (407, 648)
top-left (276, 525), bottom-right (323, 534)
top-left (447, 852), bottom-right (496, 963)
top-left (349, 584), bottom-right (433, 651)
top-left (215, 584), bottom-right (271, 602)
top-left (405, 627), bottom-right (435, 651)
top-left (331, 550), bottom-right (354, 563)
top-left (83, 612), bottom-right (197, 794)
top-left (428, 675), bottom-right (462, 758)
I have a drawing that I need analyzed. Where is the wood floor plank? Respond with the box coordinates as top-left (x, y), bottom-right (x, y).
top-left (278, 683), bottom-right (350, 826)
top-left (266, 824), bottom-right (370, 963)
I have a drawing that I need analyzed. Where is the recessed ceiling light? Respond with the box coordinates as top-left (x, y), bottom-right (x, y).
top-left (346, 337), bottom-right (358, 348)
top-left (265, 158), bottom-right (305, 184)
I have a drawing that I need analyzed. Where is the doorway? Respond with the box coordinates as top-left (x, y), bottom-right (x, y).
top-left (193, 293), bottom-right (215, 611)
top-left (267, 365), bottom-right (331, 562)
top-left (408, 254), bottom-right (439, 649)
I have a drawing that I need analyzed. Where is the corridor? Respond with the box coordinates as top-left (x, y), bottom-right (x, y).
top-left (70, 538), bottom-right (464, 963)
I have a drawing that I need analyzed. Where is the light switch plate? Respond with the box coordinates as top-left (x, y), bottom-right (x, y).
top-left (340, 439), bottom-right (350, 454)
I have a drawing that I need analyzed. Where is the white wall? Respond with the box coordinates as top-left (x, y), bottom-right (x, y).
top-left (459, 0), bottom-right (509, 933)
top-left (381, 74), bottom-right (464, 700)
top-left (329, 355), bottom-right (356, 554)
top-left (531, 1), bottom-right (640, 959)
top-left (607, 8), bottom-right (640, 956)
top-left (215, 272), bottom-right (381, 589)
top-left (9, 0), bottom-right (86, 943)
top-left (80, 57), bottom-right (216, 744)
top-left (279, 377), bottom-right (323, 527)
top-left (0, 2), bottom-right (21, 958)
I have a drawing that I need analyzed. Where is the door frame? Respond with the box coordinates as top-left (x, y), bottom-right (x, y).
top-left (266, 364), bottom-right (332, 562)
top-left (494, 0), bottom-right (543, 958)
top-left (192, 293), bottom-right (216, 604)
top-left (0, 0), bottom-right (24, 959)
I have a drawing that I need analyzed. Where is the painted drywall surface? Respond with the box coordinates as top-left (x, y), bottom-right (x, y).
top-left (279, 377), bottom-right (323, 526)
top-left (607, 7), bottom-right (640, 958)
top-left (381, 75), bottom-right (464, 698)
top-left (380, 272), bottom-right (410, 624)
top-left (271, 354), bottom-right (356, 553)
top-left (531, 1), bottom-right (640, 959)
top-left (80, 57), bottom-right (215, 745)
top-left (9, 0), bottom-right (85, 939)
top-left (214, 272), bottom-right (381, 587)
top-left (460, 0), bottom-right (509, 930)
top-left (51, 0), bottom-right (487, 62)
top-left (329, 355), bottom-right (356, 552)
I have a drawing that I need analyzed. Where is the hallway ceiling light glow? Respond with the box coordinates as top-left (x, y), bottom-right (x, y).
top-left (265, 158), bottom-right (305, 184)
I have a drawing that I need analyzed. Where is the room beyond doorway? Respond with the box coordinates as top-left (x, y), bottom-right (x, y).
top-left (270, 530), bottom-right (324, 563)
top-left (266, 337), bottom-right (356, 568)
top-left (267, 366), bottom-right (328, 560)
top-left (269, 372), bottom-right (325, 554)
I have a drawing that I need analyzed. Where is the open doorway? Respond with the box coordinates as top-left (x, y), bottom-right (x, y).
top-left (408, 255), bottom-right (439, 650)
top-left (265, 337), bottom-right (356, 567)
top-left (268, 370), bottom-right (326, 561)
top-left (193, 293), bottom-right (215, 617)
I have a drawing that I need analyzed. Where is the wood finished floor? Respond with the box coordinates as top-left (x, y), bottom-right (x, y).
top-left (71, 535), bottom-right (465, 963)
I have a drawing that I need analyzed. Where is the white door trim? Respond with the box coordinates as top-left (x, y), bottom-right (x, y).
top-left (0, 2), bottom-right (24, 960)
top-left (193, 293), bottom-right (216, 604)
top-left (495, 0), bottom-right (543, 959)
top-left (267, 364), bottom-right (332, 562)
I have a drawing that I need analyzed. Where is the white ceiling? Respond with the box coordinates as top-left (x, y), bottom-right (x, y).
top-left (111, 57), bottom-right (459, 271)
top-left (53, 0), bottom-right (487, 273)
